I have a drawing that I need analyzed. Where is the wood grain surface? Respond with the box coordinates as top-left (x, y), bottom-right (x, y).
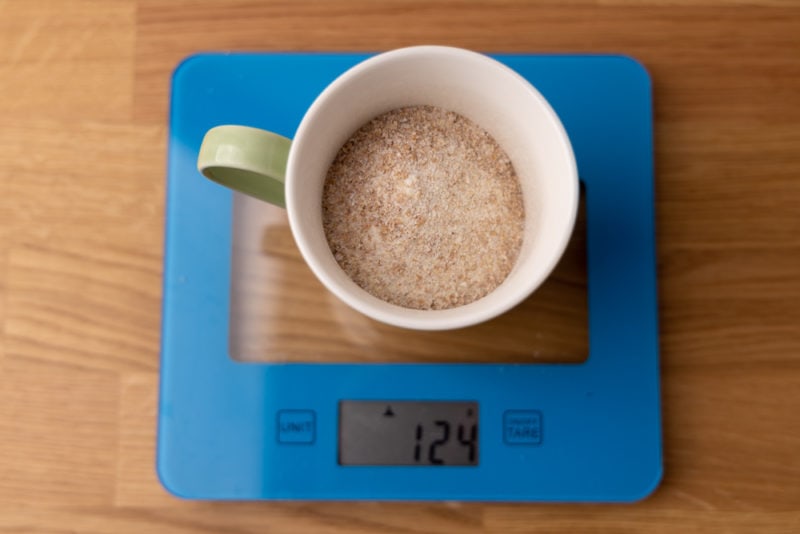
top-left (1, 1), bottom-right (799, 533)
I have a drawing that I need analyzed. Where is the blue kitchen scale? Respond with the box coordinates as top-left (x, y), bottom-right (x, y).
top-left (159, 52), bottom-right (662, 501)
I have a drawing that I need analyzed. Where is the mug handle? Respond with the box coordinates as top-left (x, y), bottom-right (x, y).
top-left (197, 125), bottom-right (292, 208)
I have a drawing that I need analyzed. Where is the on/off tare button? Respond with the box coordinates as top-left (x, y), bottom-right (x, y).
top-left (277, 410), bottom-right (316, 444)
top-left (503, 410), bottom-right (543, 446)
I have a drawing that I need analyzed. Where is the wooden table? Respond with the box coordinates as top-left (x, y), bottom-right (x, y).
top-left (1, 1), bottom-right (798, 532)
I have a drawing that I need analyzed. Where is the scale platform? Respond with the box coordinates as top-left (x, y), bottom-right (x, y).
top-left (159, 52), bottom-right (661, 501)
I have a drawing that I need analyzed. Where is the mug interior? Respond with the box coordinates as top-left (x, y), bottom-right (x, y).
top-left (287, 46), bottom-right (578, 330)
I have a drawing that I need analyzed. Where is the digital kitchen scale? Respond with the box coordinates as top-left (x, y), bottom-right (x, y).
top-left (159, 52), bottom-right (661, 501)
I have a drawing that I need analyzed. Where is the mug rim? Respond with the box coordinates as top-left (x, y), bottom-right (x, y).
top-left (286, 45), bottom-right (578, 331)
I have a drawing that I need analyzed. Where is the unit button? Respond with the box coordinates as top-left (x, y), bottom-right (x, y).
top-left (277, 410), bottom-right (316, 444)
top-left (503, 410), bottom-right (543, 445)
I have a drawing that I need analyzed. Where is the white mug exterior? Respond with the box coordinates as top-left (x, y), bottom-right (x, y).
top-left (286, 46), bottom-right (578, 330)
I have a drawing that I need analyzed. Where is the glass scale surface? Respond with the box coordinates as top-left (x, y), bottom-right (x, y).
top-left (159, 52), bottom-right (661, 501)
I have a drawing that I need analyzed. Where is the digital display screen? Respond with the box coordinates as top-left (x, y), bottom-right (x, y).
top-left (339, 401), bottom-right (479, 466)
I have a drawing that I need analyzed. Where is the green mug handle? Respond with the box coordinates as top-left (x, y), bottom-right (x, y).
top-left (197, 125), bottom-right (292, 208)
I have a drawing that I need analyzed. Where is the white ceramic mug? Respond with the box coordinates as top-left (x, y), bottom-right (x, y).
top-left (198, 46), bottom-right (578, 330)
